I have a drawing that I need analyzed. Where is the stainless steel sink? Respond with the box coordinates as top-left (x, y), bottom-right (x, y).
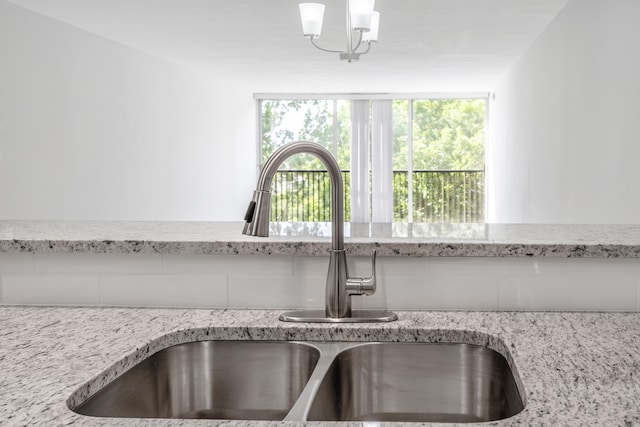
top-left (306, 343), bottom-right (524, 423)
top-left (71, 340), bottom-right (524, 423)
top-left (73, 341), bottom-right (320, 420)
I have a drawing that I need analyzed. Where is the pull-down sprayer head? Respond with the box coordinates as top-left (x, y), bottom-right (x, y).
top-left (242, 140), bottom-right (344, 250)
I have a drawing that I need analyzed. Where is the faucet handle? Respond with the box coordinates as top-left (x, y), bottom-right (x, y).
top-left (346, 251), bottom-right (377, 296)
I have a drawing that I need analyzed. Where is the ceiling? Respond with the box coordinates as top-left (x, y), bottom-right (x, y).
top-left (7, 0), bottom-right (571, 91)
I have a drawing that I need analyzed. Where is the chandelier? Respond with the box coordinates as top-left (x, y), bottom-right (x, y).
top-left (299, 0), bottom-right (380, 62)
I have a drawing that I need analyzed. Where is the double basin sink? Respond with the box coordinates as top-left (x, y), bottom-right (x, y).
top-left (71, 340), bottom-right (525, 423)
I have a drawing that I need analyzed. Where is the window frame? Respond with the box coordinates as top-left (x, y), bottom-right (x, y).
top-left (255, 93), bottom-right (489, 223)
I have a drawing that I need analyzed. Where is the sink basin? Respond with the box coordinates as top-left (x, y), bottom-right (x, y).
top-left (71, 339), bottom-right (524, 422)
top-left (73, 341), bottom-right (320, 420)
top-left (306, 342), bottom-right (524, 422)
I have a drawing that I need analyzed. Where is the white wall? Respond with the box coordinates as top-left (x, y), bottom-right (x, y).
top-left (0, 1), bottom-right (256, 221)
top-left (488, 0), bottom-right (640, 224)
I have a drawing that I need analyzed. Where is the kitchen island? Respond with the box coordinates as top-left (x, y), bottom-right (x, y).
top-left (2, 221), bottom-right (640, 311)
top-left (1, 221), bottom-right (639, 425)
top-left (0, 307), bottom-right (639, 426)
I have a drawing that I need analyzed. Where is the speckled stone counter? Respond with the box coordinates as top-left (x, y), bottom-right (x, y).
top-left (2, 221), bottom-right (640, 257)
top-left (1, 307), bottom-right (639, 426)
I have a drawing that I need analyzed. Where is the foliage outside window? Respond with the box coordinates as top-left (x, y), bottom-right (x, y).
top-left (258, 96), bottom-right (486, 223)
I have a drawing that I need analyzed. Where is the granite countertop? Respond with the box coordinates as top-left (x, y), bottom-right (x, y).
top-left (2, 220), bottom-right (640, 257)
top-left (1, 307), bottom-right (639, 426)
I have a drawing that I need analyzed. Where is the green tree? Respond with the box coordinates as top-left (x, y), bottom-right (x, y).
top-left (261, 99), bottom-right (352, 221)
top-left (412, 99), bottom-right (485, 170)
top-left (409, 99), bottom-right (486, 222)
top-left (261, 100), bottom-right (335, 170)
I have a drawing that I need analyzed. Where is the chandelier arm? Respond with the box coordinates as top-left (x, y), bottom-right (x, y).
top-left (354, 41), bottom-right (372, 55)
top-left (310, 37), bottom-right (344, 54)
top-left (351, 31), bottom-right (364, 52)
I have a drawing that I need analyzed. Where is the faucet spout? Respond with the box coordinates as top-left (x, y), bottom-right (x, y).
top-left (243, 141), bottom-right (397, 323)
top-left (243, 141), bottom-right (344, 251)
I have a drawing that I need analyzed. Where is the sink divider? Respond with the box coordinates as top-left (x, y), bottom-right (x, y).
top-left (283, 342), bottom-right (360, 421)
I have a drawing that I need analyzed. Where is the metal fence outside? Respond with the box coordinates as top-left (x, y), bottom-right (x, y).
top-left (270, 170), bottom-right (484, 223)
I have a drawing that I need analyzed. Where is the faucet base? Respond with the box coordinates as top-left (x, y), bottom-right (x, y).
top-left (279, 309), bottom-right (398, 323)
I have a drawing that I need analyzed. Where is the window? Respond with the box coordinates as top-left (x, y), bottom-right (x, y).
top-left (257, 95), bottom-right (486, 223)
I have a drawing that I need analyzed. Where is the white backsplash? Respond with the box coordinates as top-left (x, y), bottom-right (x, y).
top-left (1, 253), bottom-right (638, 311)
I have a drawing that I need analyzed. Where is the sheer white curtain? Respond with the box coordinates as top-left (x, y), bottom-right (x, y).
top-left (350, 99), bottom-right (394, 223)
top-left (371, 100), bottom-right (393, 223)
top-left (350, 100), bottom-right (370, 222)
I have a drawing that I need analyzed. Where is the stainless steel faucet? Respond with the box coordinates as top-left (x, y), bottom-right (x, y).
top-left (243, 141), bottom-right (397, 323)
